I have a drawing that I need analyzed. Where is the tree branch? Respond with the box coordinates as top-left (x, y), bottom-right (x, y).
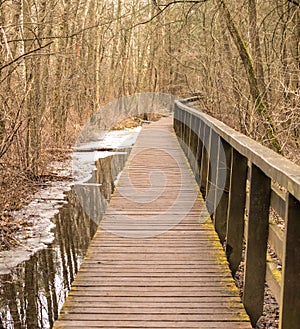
top-left (0, 41), bottom-right (53, 71)
top-left (154, 0), bottom-right (208, 8)
top-left (131, 0), bottom-right (207, 30)
top-left (287, 0), bottom-right (300, 6)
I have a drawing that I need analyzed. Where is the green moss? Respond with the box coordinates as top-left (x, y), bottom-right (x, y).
top-left (236, 311), bottom-right (251, 321)
top-left (267, 255), bottom-right (282, 283)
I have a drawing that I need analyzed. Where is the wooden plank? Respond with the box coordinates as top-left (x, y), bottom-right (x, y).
top-left (53, 117), bottom-right (251, 329)
top-left (77, 271), bottom-right (233, 278)
top-left (72, 280), bottom-right (235, 287)
top-left (265, 257), bottom-right (281, 304)
top-left (268, 219), bottom-right (284, 261)
top-left (63, 301), bottom-right (245, 309)
top-left (59, 306), bottom-right (247, 314)
top-left (60, 308), bottom-right (247, 317)
top-left (54, 321), bottom-right (252, 329)
top-left (56, 313), bottom-right (249, 321)
top-left (270, 185), bottom-right (286, 220)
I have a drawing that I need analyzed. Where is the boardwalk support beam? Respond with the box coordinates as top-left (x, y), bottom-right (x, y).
top-left (226, 149), bottom-right (247, 274)
top-left (243, 164), bottom-right (270, 325)
top-left (279, 193), bottom-right (300, 329)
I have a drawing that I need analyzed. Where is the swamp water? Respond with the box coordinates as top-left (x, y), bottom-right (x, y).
top-left (0, 133), bottom-right (136, 328)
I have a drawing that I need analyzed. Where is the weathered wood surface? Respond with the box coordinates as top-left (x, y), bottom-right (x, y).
top-left (53, 117), bottom-right (252, 329)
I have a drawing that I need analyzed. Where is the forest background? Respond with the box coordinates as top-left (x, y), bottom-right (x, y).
top-left (0, 0), bottom-right (299, 222)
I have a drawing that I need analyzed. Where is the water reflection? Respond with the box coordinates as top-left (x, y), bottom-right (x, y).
top-left (0, 151), bottom-right (130, 329)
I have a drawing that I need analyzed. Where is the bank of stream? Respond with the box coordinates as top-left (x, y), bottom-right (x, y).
top-left (0, 127), bottom-right (141, 329)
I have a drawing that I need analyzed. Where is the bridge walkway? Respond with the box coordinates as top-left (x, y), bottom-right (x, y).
top-left (53, 117), bottom-right (252, 329)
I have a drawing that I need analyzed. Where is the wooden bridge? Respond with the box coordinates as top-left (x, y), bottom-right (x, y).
top-left (53, 99), bottom-right (300, 329)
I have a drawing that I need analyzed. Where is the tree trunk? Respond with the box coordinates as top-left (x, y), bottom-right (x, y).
top-left (217, 0), bottom-right (282, 153)
top-left (248, 0), bottom-right (266, 99)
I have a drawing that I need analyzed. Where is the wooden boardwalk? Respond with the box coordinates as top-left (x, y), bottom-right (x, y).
top-left (53, 117), bottom-right (252, 329)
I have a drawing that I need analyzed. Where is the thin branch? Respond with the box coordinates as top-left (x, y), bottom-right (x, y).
top-left (5, 24), bottom-right (100, 44)
top-left (287, 0), bottom-right (300, 6)
top-left (154, 0), bottom-right (208, 9)
top-left (130, 0), bottom-right (207, 29)
top-left (4, 10), bottom-right (131, 45)
top-left (0, 42), bottom-right (53, 71)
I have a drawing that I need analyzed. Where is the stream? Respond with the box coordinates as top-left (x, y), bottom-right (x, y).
top-left (0, 128), bottom-right (140, 329)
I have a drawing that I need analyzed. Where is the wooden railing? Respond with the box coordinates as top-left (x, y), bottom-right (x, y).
top-left (173, 98), bottom-right (300, 329)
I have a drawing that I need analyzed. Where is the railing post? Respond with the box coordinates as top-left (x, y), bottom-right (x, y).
top-left (200, 124), bottom-right (211, 197)
top-left (195, 121), bottom-right (203, 184)
top-left (183, 111), bottom-right (191, 157)
top-left (214, 138), bottom-right (231, 244)
top-left (206, 129), bottom-right (218, 214)
top-left (179, 108), bottom-right (184, 141)
top-left (279, 193), bottom-right (300, 329)
top-left (206, 130), bottom-right (219, 215)
top-left (189, 117), bottom-right (199, 177)
top-left (186, 112), bottom-right (192, 162)
top-left (181, 111), bottom-right (187, 154)
top-left (173, 102), bottom-right (180, 136)
top-left (226, 149), bottom-right (248, 275)
top-left (243, 164), bottom-right (271, 326)
top-left (174, 104), bottom-right (183, 141)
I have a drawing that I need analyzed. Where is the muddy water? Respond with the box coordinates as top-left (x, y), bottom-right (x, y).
top-left (0, 151), bottom-right (130, 329)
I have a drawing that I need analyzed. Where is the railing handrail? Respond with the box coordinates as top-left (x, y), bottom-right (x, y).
top-left (175, 98), bottom-right (300, 199)
top-left (173, 98), bottom-right (300, 329)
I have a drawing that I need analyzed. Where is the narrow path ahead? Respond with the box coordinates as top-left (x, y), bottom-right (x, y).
top-left (54, 117), bottom-right (252, 329)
